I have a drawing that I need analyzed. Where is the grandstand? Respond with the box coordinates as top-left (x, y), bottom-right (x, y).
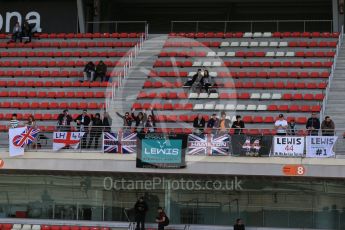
top-left (0, 0), bottom-right (345, 230)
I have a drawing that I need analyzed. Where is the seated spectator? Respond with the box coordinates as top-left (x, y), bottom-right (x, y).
top-left (191, 69), bottom-right (205, 93)
top-left (231, 115), bottom-right (245, 135)
top-left (95, 60), bottom-right (107, 82)
top-left (193, 114), bottom-right (205, 135)
top-left (184, 69), bottom-right (201, 87)
top-left (103, 111), bottom-right (112, 133)
top-left (145, 111), bottom-right (156, 133)
top-left (82, 61), bottom-right (96, 82)
top-left (57, 109), bottom-right (73, 131)
top-left (21, 20), bottom-right (32, 43)
top-left (9, 113), bottom-right (20, 129)
top-left (321, 116), bottom-right (335, 136)
top-left (218, 112), bottom-right (231, 134)
top-left (75, 109), bottom-right (91, 148)
top-left (288, 119), bottom-right (296, 136)
top-left (132, 109), bottom-right (148, 133)
top-left (8, 22), bottom-right (22, 43)
top-left (274, 114), bottom-right (288, 136)
top-left (26, 115), bottom-right (37, 128)
top-left (207, 113), bottom-right (219, 134)
top-left (201, 70), bottom-right (213, 93)
top-left (116, 110), bottom-right (133, 131)
top-left (88, 113), bottom-right (103, 149)
top-left (306, 112), bottom-right (320, 136)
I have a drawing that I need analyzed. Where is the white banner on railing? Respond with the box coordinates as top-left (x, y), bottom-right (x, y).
top-left (272, 136), bottom-right (305, 157)
top-left (9, 127), bottom-right (26, 157)
top-left (306, 136), bottom-right (337, 158)
top-left (53, 132), bottom-right (84, 151)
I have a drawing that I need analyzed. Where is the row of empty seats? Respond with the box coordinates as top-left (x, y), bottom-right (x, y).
top-left (143, 81), bottom-right (327, 89)
top-left (0, 70), bottom-right (121, 78)
top-left (154, 60), bottom-right (333, 67)
top-left (0, 91), bottom-right (107, 98)
top-left (0, 41), bottom-right (137, 49)
top-left (0, 224), bottom-right (110, 230)
top-left (0, 81), bottom-right (113, 88)
top-left (132, 102), bottom-right (321, 111)
top-left (0, 51), bottom-right (129, 58)
top-left (149, 70), bottom-right (330, 78)
top-left (168, 31), bottom-right (340, 38)
top-left (163, 41), bottom-right (338, 48)
top-left (0, 101), bottom-right (104, 109)
top-left (158, 51), bottom-right (335, 57)
top-left (0, 60), bottom-right (124, 67)
top-left (0, 32), bottom-right (144, 39)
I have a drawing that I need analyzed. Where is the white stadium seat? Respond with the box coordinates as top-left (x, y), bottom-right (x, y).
top-left (279, 41), bottom-right (288, 47)
top-left (216, 51), bottom-right (226, 56)
top-left (209, 72), bottom-right (217, 77)
top-left (230, 42), bottom-right (239, 47)
top-left (215, 104), bottom-right (225, 110)
top-left (263, 32), bottom-right (272, 37)
top-left (198, 93), bottom-right (209, 99)
top-left (220, 42), bottom-right (230, 47)
top-left (261, 93), bottom-right (271, 99)
top-left (207, 52), bottom-right (216, 57)
top-left (188, 93), bottom-right (198, 99)
top-left (249, 41), bottom-right (259, 47)
top-left (276, 52), bottom-right (285, 57)
top-left (22, 225), bottom-right (32, 230)
top-left (259, 41), bottom-right (269, 47)
top-left (12, 225), bottom-right (22, 230)
top-left (32, 226), bottom-right (41, 230)
top-left (243, 32), bottom-right (253, 38)
top-left (257, 105), bottom-right (268, 111)
top-left (266, 52), bottom-right (275, 57)
top-left (193, 104), bottom-right (204, 110)
top-left (253, 32), bottom-right (262, 38)
top-left (250, 93), bottom-right (261, 99)
top-left (236, 104), bottom-right (246, 110)
top-left (272, 93), bottom-right (282, 100)
top-left (240, 42), bottom-right (249, 47)
top-left (269, 41), bottom-right (278, 47)
top-left (192, 61), bottom-right (202, 66)
top-left (209, 93), bottom-right (219, 99)
top-left (225, 104), bottom-right (235, 110)
top-left (204, 104), bottom-right (215, 110)
top-left (247, 105), bottom-right (257, 110)
top-left (226, 52), bottom-right (236, 57)
top-left (188, 72), bottom-right (196, 77)
top-left (202, 61), bottom-right (212, 67)
top-left (212, 61), bottom-right (221, 66)
top-left (285, 52), bottom-right (295, 57)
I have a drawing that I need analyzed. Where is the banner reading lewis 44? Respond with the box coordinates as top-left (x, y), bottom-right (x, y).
top-left (272, 136), bottom-right (305, 157)
top-left (306, 136), bottom-right (338, 158)
top-left (187, 134), bottom-right (231, 156)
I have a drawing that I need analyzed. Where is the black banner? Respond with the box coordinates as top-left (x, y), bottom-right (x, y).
top-left (0, 0), bottom-right (77, 33)
top-left (136, 133), bottom-right (188, 169)
top-left (231, 135), bottom-right (273, 157)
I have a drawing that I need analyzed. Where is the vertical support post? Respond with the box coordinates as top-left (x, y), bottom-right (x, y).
top-left (76, 0), bottom-right (85, 33)
top-left (164, 179), bottom-right (171, 219)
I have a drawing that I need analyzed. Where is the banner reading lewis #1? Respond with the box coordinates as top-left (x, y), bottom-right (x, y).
top-left (306, 136), bottom-right (338, 158)
top-left (136, 133), bottom-right (187, 168)
top-left (272, 136), bottom-right (305, 157)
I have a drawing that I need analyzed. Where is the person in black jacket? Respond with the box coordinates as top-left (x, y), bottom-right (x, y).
top-left (88, 113), bottom-right (103, 149)
top-left (57, 109), bottom-right (73, 131)
top-left (132, 109), bottom-right (148, 133)
top-left (134, 197), bottom-right (148, 230)
top-left (234, 218), bottom-right (245, 230)
top-left (306, 112), bottom-right (320, 136)
top-left (95, 60), bottom-right (107, 82)
top-left (82, 61), bottom-right (95, 82)
top-left (231, 115), bottom-right (245, 135)
top-left (21, 20), bottom-right (32, 43)
top-left (75, 109), bottom-right (91, 148)
top-left (145, 110), bottom-right (156, 133)
top-left (116, 111), bottom-right (133, 130)
top-left (184, 69), bottom-right (201, 87)
top-left (9, 22), bottom-right (22, 43)
top-left (193, 114), bottom-right (205, 134)
top-left (102, 111), bottom-right (112, 133)
top-left (201, 70), bottom-right (212, 93)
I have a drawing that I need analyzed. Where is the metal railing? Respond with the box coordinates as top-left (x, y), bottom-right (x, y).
top-left (85, 21), bottom-right (148, 34)
top-left (170, 20), bottom-right (334, 33)
top-left (321, 25), bottom-right (344, 120)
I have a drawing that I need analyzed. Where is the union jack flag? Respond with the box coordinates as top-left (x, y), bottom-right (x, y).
top-left (103, 132), bottom-right (119, 153)
top-left (12, 127), bottom-right (40, 148)
top-left (118, 131), bottom-right (137, 153)
top-left (187, 134), bottom-right (230, 156)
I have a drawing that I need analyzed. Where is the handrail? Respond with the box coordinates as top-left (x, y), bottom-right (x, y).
top-left (85, 20), bottom-right (147, 33)
top-left (170, 20), bottom-right (334, 33)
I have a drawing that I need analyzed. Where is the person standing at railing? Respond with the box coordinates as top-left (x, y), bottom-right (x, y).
top-left (57, 109), bottom-right (73, 131)
top-left (103, 111), bottom-right (112, 133)
top-left (193, 114), bottom-right (206, 135)
top-left (306, 112), bottom-right (320, 136)
top-left (218, 111), bottom-right (231, 134)
top-left (274, 114), bottom-right (288, 136)
top-left (134, 197), bottom-right (148, 230)
top-left (288, 119), bottom-right (296, 136)
top-left (132, 108), bottom-right (148, 133)
top-left (145, 111), bottom-right (156, 133)
top-left (207, 113), bottom-right (219, 134)
top-left (116, 110), bottom-right (133, 132)
top-left (75, 109), bottom-right (91, 148)
top-left (231, 115), bottom-right (245, 135)
top-left (8, 113), bottom-right (20, 129)
top-left (88, 113), bottom-right (103, 149)
top-left (321, 116), bottom-right (335, 136)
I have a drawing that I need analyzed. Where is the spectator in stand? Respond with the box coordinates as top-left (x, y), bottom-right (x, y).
top-left (88, 113), bottom-right (103, 149)
top-left (201, 70), bottom-right (213, 93)
top-left (95, 60), bottom-right (107, 82)
top-left (116, 111), bottom-right (133, 131)
top-left (21, 20), bottom-right (32, 43)
top-left (103, 111), bottom-right (112, 133)
top-left (26, 115), bottom-right (37, 128)
top-left (191, 69), bottom-right (205, 93)
top-left (75, 109), bottom-right (91, 148)
top-left (231, 115), bottom-right (245, 135)
top-left (145, 110), bottom-right (156, 133)
top-left (234, 218), bottom-right (245, 230)
top-left (306, 112), bottom-right (320, 136)
top-left (82, 61), bottom-right (96, 82)
top-left (274, 114), bottom-right (288, 136)
top-left (288, 119), bottom-right (296, 136)
top-left (57, 109), bottom-right (73, 131)
top-left (321, 116), bottom-right (335, 136)
top-left (218, 111), bottom-right (231, 134)
top-left (184, 69), bottom-right (201, 87)
top-left (9, 113), bottom-right (20, 129)
top-left (132, 109), bottom-right (148, 133)
top-left (8, 22), bottom-right (22, 43)
top-left (193, 114), bottom-right (205, 135)
top-left (207, 113), bottom-right (219, 134)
